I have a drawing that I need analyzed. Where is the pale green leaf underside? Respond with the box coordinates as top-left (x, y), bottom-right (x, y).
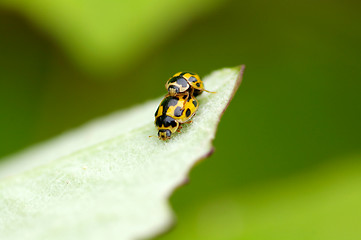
top-left (0, 66), bottom-right (244, 240)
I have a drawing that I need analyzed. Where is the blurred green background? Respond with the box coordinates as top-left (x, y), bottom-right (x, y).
top-left (1, 0), bottom-right (361, 239)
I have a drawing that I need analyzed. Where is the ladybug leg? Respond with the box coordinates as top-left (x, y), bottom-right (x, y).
top-left (177, 125), bottom-right (183, 132)
top-left (182, 91), bottom-right (190, 109)
top-left (190, 88), bottom-right (195, 96)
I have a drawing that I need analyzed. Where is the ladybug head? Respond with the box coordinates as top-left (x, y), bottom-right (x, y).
top-left (158, 129), bottom-right (171, 140)
top-left (168, 85), bottom-right (180, 96)
top-left (166, 74), bottom-right (190, 96)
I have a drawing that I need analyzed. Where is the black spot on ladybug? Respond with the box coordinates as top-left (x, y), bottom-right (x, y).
top-left (193, 89), bottom-right (202, 97)
top-left (169, 97), bottom-right (179, 105)
top-left (174, 106), bottom-right (183, 117)
top-left (168, 117), bottom-right (178, 128)
top-left (176, 78), bottom-right (189, 87)
top-left (182, 95), bottom-right (188, 99)
top-left (180, 72), bottom-right (195, 76)
top-left (188, 76), bottom-right (197, 82)
top-left (186, 108), bottom-right (191, 117)
top-left (168, 77), bottom-right (178, 83)
top-left (196, 83), bottom-right (201, 87)
top-left (160, 98), bottom-right (166, 105)
top-left (161, 96), bottom-right (179, 115)
top-left (155, 116), bottom-right (162, 127)
top-left (192, 100), bottom-right (197, 107)
top-left (157, 115), bottom-right (177, 128)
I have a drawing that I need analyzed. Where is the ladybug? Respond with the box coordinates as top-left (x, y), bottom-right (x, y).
top-left (155, 94), bottom-right (199, 140)
top-left (165, 72), bottom-right (214, 97)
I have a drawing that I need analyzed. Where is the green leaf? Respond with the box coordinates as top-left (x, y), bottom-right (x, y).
top-left (0, 66), bottom-right (245, 240)
top-left (0, 0), bottom-right (224, 74)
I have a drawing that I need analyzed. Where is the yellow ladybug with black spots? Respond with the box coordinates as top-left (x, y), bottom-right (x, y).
top-left (155, 94), bottom-right (199, 140)
top-left (165, 72), bottom-right (214, 97)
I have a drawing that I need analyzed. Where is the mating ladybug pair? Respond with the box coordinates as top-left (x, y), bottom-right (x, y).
top-left (154, 72), bottom-right (214, 140)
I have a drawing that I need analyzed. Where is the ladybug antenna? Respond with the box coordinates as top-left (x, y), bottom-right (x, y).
top-left (204, 89), bottom-right (216, 94)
